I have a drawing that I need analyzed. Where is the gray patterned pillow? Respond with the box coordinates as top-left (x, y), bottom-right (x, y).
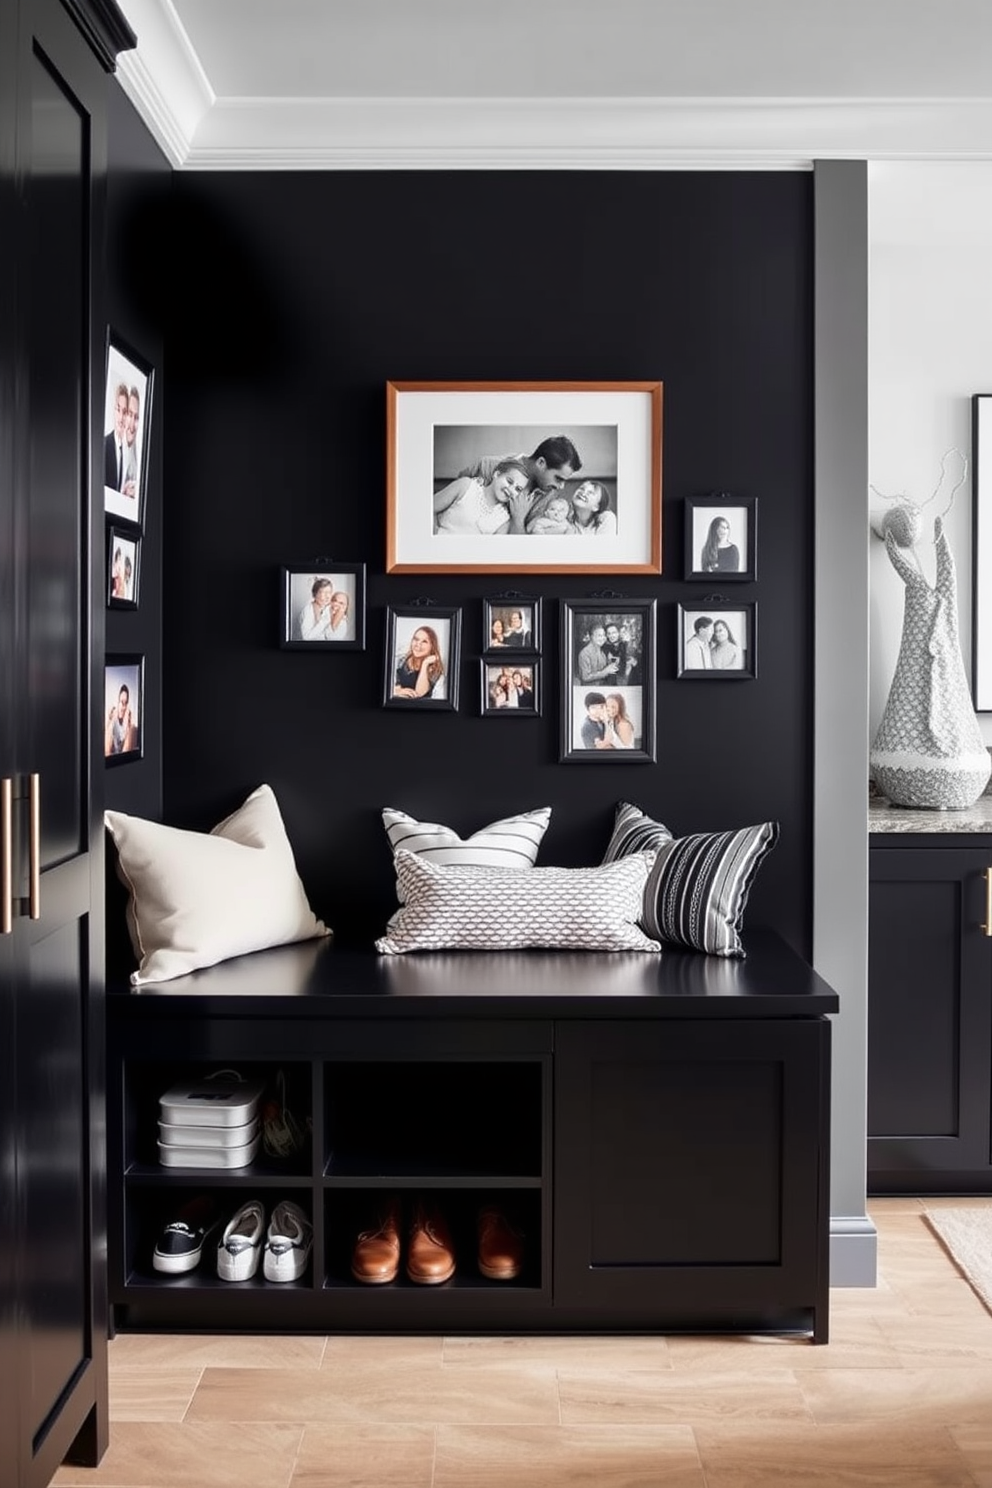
top-left (375, 851), bottom-right (661, 955)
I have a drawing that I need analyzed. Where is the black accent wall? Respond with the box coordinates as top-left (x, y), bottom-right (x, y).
top-left (105, 96), bottom-right (815, 959)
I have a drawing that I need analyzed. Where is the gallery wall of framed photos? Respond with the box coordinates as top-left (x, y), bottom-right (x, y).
top-left (105, 100), bottom-right (812, 956)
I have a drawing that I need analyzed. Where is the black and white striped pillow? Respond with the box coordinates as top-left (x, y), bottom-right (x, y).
top-left (382, 805), bottom-right (551, 871)
top-left (604, 805), bottom-right (778, 957)
top-left (375, 851), bottom-right (661, 955)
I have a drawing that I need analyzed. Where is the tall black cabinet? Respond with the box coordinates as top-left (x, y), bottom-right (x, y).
top-left (0, 0), bottom-right (133, 1482)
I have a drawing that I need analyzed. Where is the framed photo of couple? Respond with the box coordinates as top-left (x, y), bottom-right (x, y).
top-left (678, 601), bottom-right (757, 679)
top-left (103, 330), bottom-right (153, 530)
top-left (483, 595), bottom-right (541, 655)
top-left (386, 381), bottom-right (663, 574)
top-left (107, 526), bottom-right (141, 610)
top-left (684, 493), bottom-right (757, 582)
top-left (280, 562), bottom-right (366, 650)
top-left (559, 599), bottom-right (657, 764)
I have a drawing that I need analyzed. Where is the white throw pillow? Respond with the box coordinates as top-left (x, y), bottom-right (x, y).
top-left (105, 783), bottom-right (331, 986)
top-left (375, 850), bottom-right (660, 955)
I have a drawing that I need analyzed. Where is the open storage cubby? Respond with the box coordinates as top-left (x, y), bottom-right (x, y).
top-left (107, 936), bottom-right (837, 1338)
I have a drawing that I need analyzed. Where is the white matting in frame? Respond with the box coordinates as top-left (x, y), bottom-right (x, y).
top-left (386, 381), bottom-right (662, 574)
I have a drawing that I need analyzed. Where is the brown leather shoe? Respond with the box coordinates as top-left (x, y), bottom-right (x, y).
top-left (477, 1205), bottom-right (524, 1281)
top-left (406, 1199), bottom-right (455, 1284)
top-left (351, 1196), bottom-right (401, 1284)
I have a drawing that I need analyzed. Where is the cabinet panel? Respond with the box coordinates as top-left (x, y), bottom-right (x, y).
top-left (868, 845), bottom-right (992, 1191)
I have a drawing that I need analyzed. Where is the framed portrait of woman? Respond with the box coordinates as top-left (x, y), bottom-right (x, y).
top-left (280, 561), bottom-right (366, 650)
top-left (383, 605), bottom-right (461, 711)
top-left (104, 654), bottom-right (144, 765)
top-left (684, 494), bottom-right (757, 582)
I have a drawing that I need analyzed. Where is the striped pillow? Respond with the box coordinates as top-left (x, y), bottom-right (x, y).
top-left (382, 805), bottom-right (551, 872)
top-left (375, 851), bottom-right (661, 954)
top-left (640, 823), bottom-right (780, 957)
top-left (602, 801), bottom-right (674, 862)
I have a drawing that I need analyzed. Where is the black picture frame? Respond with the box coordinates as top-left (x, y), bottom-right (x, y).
top-left (677, 599), bottom-right (757, 679)
top-left (684, 493), bottom-right (757, 582)
top-left (483, 594), bottom-right (541, 655)
top-left (383, 604), bottom-right (461, 711)
top-left (104, 654), bottom-right (144, 766)
top-left (280, 561), bottom-right (367, 650)
top-left (481, 659), bottom-right (541, 716)
top-left (107, 525), bottom-right (140, 610)
top-left (103, 329), bottom-right (153, 532)
top-left (559, 598), bottom-right (656, 763)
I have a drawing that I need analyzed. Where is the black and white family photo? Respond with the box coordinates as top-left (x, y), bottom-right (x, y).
top-left (383, 607), bottom-right (461, 710)
top-left (679, 604), bottom-right (756, 679)
top-left (103, 335), bottom-right (152, 528)
top-left (560, 600), bottom-right (656, 763)
top-left (281, 564), bottom-right (365, 649)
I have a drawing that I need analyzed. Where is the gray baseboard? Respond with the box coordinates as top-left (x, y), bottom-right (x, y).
top-left (829, 1214), bottom-right (878, 1286)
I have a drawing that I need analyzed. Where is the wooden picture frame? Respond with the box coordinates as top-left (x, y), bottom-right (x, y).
top-left (386, 380), bottom-right (663, 574)
top-left (559, 598), bottom-right (657, 763)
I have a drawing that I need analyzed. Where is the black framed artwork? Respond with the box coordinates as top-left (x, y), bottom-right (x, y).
top-left (383, 604), bottom-right (461, 711)
top-left (559, 598), bottom-right (656, 762)
top-left (684, 493), bottom-right (757, 582)
top-left (481, 659), bottom-right (541, 716)
top-left (678, 600), bottom-right (757, 679)
top-left (280, 561), bottom-right (366, 650)
top-left (103, 329), bottom-right (153, 531)
top-left (107, 526), bottom-right (140, 610)
top-left (104, 654), bottom-right (144, 765)
top-left (483, 594), bottom-right (541, 655)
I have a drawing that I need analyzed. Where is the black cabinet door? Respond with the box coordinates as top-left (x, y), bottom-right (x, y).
top-left (554, 1018), bottom-right (831, 1340)
top-left (868, 845), bottom-right (992, 1192)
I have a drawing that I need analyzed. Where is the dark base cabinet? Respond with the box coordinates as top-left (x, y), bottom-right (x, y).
top-left (107, 934), bottom-right (837, 1341)
top-left (869, 839), bottom-right (992, 1194)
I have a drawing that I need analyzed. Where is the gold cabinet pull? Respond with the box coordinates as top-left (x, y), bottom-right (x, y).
top-left (28, 772), bottom-right (40, 920)
top-left (1, 778), bottom-right (11, 934)
top-left (983, 866), bottom-right (992, 939)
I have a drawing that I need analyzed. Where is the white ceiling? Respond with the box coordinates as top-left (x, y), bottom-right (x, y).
top-left (115, 0), bottom-right (992, 169)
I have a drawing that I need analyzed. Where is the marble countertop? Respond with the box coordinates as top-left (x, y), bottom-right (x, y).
top-left (869, 793), bottom-right (992, 834)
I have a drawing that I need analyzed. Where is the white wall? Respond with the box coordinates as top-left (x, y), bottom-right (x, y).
top-left (868, 161), bottom-right (992, 749)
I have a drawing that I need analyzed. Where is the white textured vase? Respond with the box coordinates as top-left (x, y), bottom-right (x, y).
top-left (870, 515), bottom-right (991, 810)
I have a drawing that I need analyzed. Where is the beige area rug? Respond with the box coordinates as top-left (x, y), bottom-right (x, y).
top-left (925, 1207), bottom-right (992, 1315)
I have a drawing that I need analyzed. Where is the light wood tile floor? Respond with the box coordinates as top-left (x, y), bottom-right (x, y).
top-left (53, 1198), bottom-right (992, 1488)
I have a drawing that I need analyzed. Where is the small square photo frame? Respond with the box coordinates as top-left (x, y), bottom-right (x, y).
top-left (560, 598), bottom-right (656, 763)
top-left (684, 494), bottom-right (756, 581)
top-left (383, 605), bottom-right (461, 710)
top-left (481, 659), bottom-right (541, 716)
top-left (107, 526), bottom-right (140, 610)
top-left (678, 601), bottom-right (757, 679)
top-left (104, 654), bottom-right (144, 765)
top-left (483, 595), bottom-right (541, 654)
top-left (280, 562), bottom-right (366, 650)
top-left (103, 330), bottom-right (153, 530)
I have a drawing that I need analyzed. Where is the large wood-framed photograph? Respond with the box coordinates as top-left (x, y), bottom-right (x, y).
top-left (103, 330), bottom-right (153, 529)
top-left (386, 380), bottom-right (663, 574)
top-left (678, 600), bottom-right (757, 679)
top-left (104, 654), bottom-right (144, 765)
top-left (107, 526), bottom-right (140, 610)
top-left (280, 562), bottom-right (366, 650)
top-left (560, 599), bottom-right (656, 763)
top-left (481, 660), bottom-right (541, 716)
top-left (383, 605), bottom-right (461, 711)
top-left (483, 595), bottom-right (541, 654)
top-left (684, 493), bottom-right (757, 581)
top-left (973, 394), bottom-right (992, 710)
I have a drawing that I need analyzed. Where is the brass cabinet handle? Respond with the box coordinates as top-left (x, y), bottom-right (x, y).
top-left (28, 772), bottom-right (40, 920)
top-left (1, 778), bottom-right (11, 935)
top-left (983, 866), bottom-right (992, 939)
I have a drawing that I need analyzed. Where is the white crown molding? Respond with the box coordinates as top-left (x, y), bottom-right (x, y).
top-left (112, 74), bottom-right (992, 171)
top-left (115, 0), bottom-right (213, 166)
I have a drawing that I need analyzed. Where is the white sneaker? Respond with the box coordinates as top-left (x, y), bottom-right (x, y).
top-left (217, 1199), bottom-right (265, 1282)
top-left (263, 1200), bottom-right (313, 1282)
